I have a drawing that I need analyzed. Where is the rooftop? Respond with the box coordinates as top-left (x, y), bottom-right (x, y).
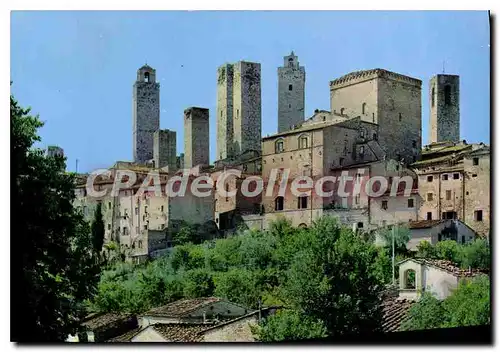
top-left (330, 68), bottom-right (422, 87)
top-left (408, 219), bottom-right (446, 230)
top-left (82, 312), bottom-right (134, 332)
top-left (148, 323), bottom-right (215, 342)
top-left (399, 258), bottom-right (490, 277)
top-left (141, 297), bottom-right (222, 318)
top-left (381, 298), bottom-right (413, 333)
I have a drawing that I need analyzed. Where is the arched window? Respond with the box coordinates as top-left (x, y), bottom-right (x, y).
top-left (298, 223), bottom-right (308, 229)
top-left (299, 135), bottom-right (308, 149)
top-left (404, 269), bottom-right (416, 289)
top-left (289, 84), bottom-right (293, 91)
top-left (373, 132), bottom-right (378, 141)
top-left (275, 196), bottom-right (284, 211)
top-left (288, 57), bottom-right (294, 67)
top-left (362, 102), bottom-right (367, 115)
top-left (144, 72), bottom-right (150, 83)
top-left (340, 108), bottom-right (345, 115)
top-left (431, 86), bottom-right (435, 107)
top-left (275, 139), bottom-right (284, 153)
top-left (444, 85), bottom-right (452, 105)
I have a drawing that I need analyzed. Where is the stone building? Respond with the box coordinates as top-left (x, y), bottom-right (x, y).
top-left (216, 61), bottom-right (261, 161)
top-left (411, 141), bottom-right (490, 237)
top-left (429, 74), bottom-right (460, 144)
top-left (153, 129), bottom-right (177, 171)
top-left (184, 107), bottom-right (210, 168)
top-left (133, 64), bottom-right (160, 164)
top-left (46, 145), bottom-right (64, 158)
top-left (277, 51), bottom-right (305, 133)
top-left (330, 69), bottom-right (422, 164)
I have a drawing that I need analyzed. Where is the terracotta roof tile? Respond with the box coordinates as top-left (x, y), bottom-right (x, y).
top-left (142, 297), bottom-right (222, 318)
top-left (151, 323), bottom-right (216, 342)
top-left (381, 298), bottom-right (414, 332)
top-left (105, 328), bottom-right (142, 342)
top-left (408, 219), bottom-right (445, 229)
top-left (82, 313), bottom-right (133, 332)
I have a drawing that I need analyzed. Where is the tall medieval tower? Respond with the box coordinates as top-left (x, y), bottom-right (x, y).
top-left (216, 61), bottom-right (261, 160)
top-left (184, 107), bottom-right (210, 168)
top-left (133, 64), bottom-right (160, 164)
top-left (429, 74), bottom-right (460, 144)
top-left (278, 51), bottom-right (305, 133)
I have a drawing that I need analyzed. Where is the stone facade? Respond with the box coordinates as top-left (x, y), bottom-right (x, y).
top-left (46, 145), bottom-right (64, 158)
top-left (153, 129), bottom-right (177, 171)
top-left (216, 61), bottom-right (261, 161)
top-left (277, 51), bottom-right (305, 133)
top-left (202, 315), bottom-right (258, 342)
top-left (184, 107), bottom-right (210, 168)
top-left (412, 141), bottom-right (490, 237)
top-left (133, 65), bottom-right (160, 164)
top-left (429, 74), bottom-right (460, 144)
top-left (330, 69), bottom-right (422, 164)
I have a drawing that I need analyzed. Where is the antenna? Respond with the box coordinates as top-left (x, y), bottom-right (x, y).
top-left (442, 61), bottom-right (445, 74)
top-left (76, 159), bottom-right (79, 173)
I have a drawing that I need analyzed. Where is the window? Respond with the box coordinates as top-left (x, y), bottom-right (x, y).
top-left (412, 140), bottom-right (417, 148)
top-left (442, 174), bottom-right (448, 181)
top-left (359, 146), bottom-right (365, 155)
top-left (362, 103), bottom-right (367, 114)
top-left (444, 85), bottom-right (451, 105)
top-left (360, 130), bottom-right (365, 138)
top-left (123, 227), bottom-right (129, 236)
top-left (372, 113), bottom-right (375, 122)
top-left (404, 269), bottom-right (416, 289)
top-left (108, 202), bottom-right (112, 210)
top-left (236, 109), bottom-right (239, 118)
top-left (288, 57), bottom-right (294, 67)
top-left (138, 240), bottom-right (143, 249)
top-left (135, 207), bottom-right (138, 215)
top-left (220, 110), bottom-right (223, 117)
top-left (427, 193), bottom-right (434, 201)
top-left (357, 222), bottom-right (364, 229)
top-left (340, 108), bottom-right (345, 115)
top-left (300, 136), bottom-right (308, 149)
top-left (288, 104), bottom-right (291, 108)
top-left (472, 174), bottom-right (477, 178)
top-left (398, 113), bottom-right (402, 122)
top-left (426, 212), bottom-right (432, 220)
top-left (275, 139), bottom-right (284, 153)
top-left (275, 196), bottom-right (284, 211)
top-left (461, 236), bottom-right (465, 245)
top-left (145, 206), bottom-right (148, 213)
top-left (161, 205), bottom-right (164, 212)
top-left (453, 173), bottom-right (460, 180)
top-left (144, 72), bottom-right (150, 82)
top-left (298, 196), bottom-right (308, 209)
top-left (382, 200), bottom-right (388, 210)
top-left (431, 87), bottom-right (435, 107)
top-left (373, 133), bottom-right (378, 141)
top-left (355, 194), bottom-right (360, 205)
top-left (107, 224), bottom-right (111, 230)
top-left (408, 199), bottom-right (414, 208)
top-left (382, 220), bottom-right (387, 227)
top-left (427, 175), bottom-right (433, 182)
top-left (474, 210), bottom-right (483, 221)
top-left (473, 157), bottom-right (479, 166)
top-left (144, 225), bottom-right (147, 230)
top-left (446, 190), bottom-right (452, 200)
top-left (339, 157), bottom-right (344, 166)
top-left (289, 84), bottom-right (293, 91)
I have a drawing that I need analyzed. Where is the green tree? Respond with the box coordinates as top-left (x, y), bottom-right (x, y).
top-left (400, 292), bottom-right (446, 331)
top-left (460, 239), bottom-right (490, 270)
top-left (378, 224), bottom-right (411, 252)
top-left (214, 268), bottom-right (261, 309)
top-left (254, 309), bottom-right (328, 342)
top-left (442, 276), bottom-right (490, 327)
top-left (183, 269), bottom-right (215, 298)
top-left (12, 93), bottom-right (100, 342)
top-left (434, 240), bottom-right (462, 263)
top-left (281, 217), bottom-right (385, 337)
top-left (90, 202), bottom-right (105, 258)
top-left (416, 240), bottom-right (436, 259)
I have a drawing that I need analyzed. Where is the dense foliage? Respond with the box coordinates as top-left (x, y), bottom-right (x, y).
top-left (401, 275), bottom-right (490, 330)
top-left (416, 239), bottom-right (490, 269)
top-left (90, 216), bottom-right (392, 340)
top-left (12, 92), bottom-right (101, 342)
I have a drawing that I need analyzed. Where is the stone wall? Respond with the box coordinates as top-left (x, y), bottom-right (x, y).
top-left (278, 52), bottom-right (305, 133)
top-left (429, 74), bottom-right (460, 144)
top-left (464, 149), bottom-right (490, 236)
top-left (216, 64), bottom-right (234, 160)
top-left (202, 315), bottom-right (258, 342)
top-left (184, 107), bottom-right (210, 168)
top-left (133, 65), bottom-right (160, 164)
top-left (153, 129), bottom-right (177, 171)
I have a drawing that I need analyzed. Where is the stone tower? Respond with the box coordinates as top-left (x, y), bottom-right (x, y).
top-left (216, 61), bottom-right (261, 161)
top-left (278, 51), bottom-right (305, 133)
top-left (429, 74), bottom-right (460, 144)
top-left (184, 107), bottom-right (210, 168)
top-left (153, 129), bottom-right (177, 171)
top-left (133, 64), bottom-right (160, 164)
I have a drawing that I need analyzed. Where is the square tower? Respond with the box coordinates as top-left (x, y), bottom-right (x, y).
top-left (133, 64), bottom-right (160, 164)
top-left (216, 61), bottom-right (261, 161)
top-left (278, 51), bottom-right (305, 133)
top-left (184, 107), bottom-right (210, 168)
top-left (429, 74), bottom-right (460, 144)
top-left (153, 129), bottom-right (177, 172)
top-left (330, 69), bottom-right (422, 164)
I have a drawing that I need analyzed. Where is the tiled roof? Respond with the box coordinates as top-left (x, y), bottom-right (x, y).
top-left (381, 298), bottom-right (414, 332)
top-left (142, 297), bottom-right (222, 318)
top-left (408, 219), bottom-right (445, 229)
top-left (151, 323), bottom-right (216, 342)
top-left (330, 68), bottom-right (421, 87)
top-left (105, 328), bottom-right (142, 342)
top-left (401, 258), bottom-right (490, 277)
top-left (82, 313), bottom-right (133, 332)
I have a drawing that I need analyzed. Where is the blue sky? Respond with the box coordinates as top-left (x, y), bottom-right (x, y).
top-left (11, 11), bottom-right (490, 173)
